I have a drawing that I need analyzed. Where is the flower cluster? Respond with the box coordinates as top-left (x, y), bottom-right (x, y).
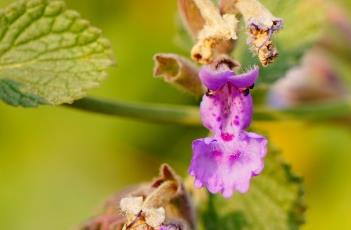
top-left (153, 0), bottom-right (276, 199)
top-left (189, 63), bottom-right (268, 198)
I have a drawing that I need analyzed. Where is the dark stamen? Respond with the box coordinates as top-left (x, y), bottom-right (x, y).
top-left (206, 89), bottom-right (215, 96)
top-left (126, 211), bottom-right (142, 229)
top-left (215, 58), bottom-right (236, 70)
top-left (194, 53), bottom-right (202, 61)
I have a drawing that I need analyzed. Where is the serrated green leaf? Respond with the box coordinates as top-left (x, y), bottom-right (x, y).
top-left (200, 149), bottom-right (305, 230)
top-left (234, 0), bottom-right (326, 84)
top-left (0, 0), bottom-right (114, 107)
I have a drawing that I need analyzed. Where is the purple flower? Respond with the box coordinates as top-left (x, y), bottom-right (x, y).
top-left (189, 65), bottom-right (268, 198)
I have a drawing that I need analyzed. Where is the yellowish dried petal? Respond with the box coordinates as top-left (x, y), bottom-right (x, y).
top-left (191, 38), bottom-right (217, 64)
top-left (249, 24), bottom-right (279, 66)
top-left (234, 0), bottom-right (283, 66)
top-left (236, 0), bottom-right (279, 28)
top-left (197, 13), bottom-right (238, 41)
top-left (120, 196), bottom-right (143, 216)
top-left (144, 207), bottom-right (166, 228)
top-left (190, 0), bottom-right (238, 64)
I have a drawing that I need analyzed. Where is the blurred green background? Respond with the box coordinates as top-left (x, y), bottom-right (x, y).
top-left (0, 0), bottom-right (350, 229)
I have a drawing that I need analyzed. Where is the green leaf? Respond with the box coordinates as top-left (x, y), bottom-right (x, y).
top-left (0, 0), bottom-right (114, 107)
top-left (0, 79), bottom-right (47, 107)
top-left (234, 0), bottom-right (326, 84)
top-left (200, 149), bottom-right (305, 230)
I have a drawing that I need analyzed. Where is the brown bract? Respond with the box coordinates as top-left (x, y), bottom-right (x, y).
top-left (178, 0), bottom-right (206, 39)
top-left (219, 0), bottom-right (239, 15)
top-left (153, 54), bottom-right (204, 96)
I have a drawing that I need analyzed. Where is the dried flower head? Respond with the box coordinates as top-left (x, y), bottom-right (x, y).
top-left (234, 0), bottom-right (283, 66)
top-left (81, 164), bottom-right (196, 230)
top-left (188, 0), bottom-right (238, 64)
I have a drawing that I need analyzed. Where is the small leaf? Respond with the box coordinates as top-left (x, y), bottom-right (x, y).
top-left (0, 0), bottom-right (114, 107)
top-left (200, 149), bottom-right (305, 230)
top-left (0, 79), bottom-right (47, 107)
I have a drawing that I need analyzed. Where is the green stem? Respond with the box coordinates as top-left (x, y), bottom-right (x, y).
top-left (66, 97), bottom-right (351, 126)
top-left (66, 97), bottom-right (201, 126)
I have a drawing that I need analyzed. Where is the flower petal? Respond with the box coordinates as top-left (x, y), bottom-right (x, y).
top-left (191, 65), bottom-right (267, 198)
top-left (190, 131), bottom-right (267, 198)
top-left (199, 66), bottom-right (233, 90)
top-left (199, 65), bottom-right (259, 90)
top-left (228, 66), bottom-right (259, 88)
top-left (200, 84), bottom-right (253, 133)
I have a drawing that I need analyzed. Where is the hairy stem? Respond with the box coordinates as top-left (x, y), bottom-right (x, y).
top-left (66, 97), bottom-right (201, 126)
top-left (66, 97), bottom-right (351, 126)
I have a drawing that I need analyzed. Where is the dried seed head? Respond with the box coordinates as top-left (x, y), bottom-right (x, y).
top-left (80, 164), bottom-right (196, 230)
top-left (248, 21), bottom-right (281, 66)
top-left (234, 0), bottom-right (283, 66)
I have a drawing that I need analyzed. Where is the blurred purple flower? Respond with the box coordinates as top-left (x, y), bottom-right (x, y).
top-left (190, 65), bottom-right (267, 198)
top-left (268, 49), bottom-right (348, 108)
